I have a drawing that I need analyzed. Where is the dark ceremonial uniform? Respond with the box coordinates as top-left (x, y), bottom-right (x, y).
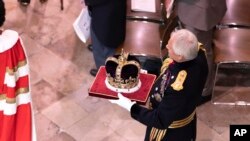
top-left (130, 49), bottom-right (208, 141)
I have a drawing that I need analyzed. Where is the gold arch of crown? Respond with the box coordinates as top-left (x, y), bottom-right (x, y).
top-left (105, 50), bottom-right (141, 89)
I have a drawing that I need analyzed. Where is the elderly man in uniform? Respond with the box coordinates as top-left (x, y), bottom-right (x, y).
top-left (165, 0), bottom-right (227, 101)
top-left (110, 29), bottom-right (208, 141)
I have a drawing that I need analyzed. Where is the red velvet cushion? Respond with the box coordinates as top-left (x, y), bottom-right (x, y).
top-left (88, 66), bottom-right (156, 105)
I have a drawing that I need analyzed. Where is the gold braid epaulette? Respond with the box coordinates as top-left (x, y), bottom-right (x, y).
top-left (160, 58), bottom-right (173, 75)
top-left (198, 42), bottom-right (206, 52)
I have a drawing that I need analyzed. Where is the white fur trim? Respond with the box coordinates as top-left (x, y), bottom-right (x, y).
top-left (0, 92), bottom-right (31, 115)
top-left (0, 30), bottom-right (19, 53)
top-left (4, 63), bottom-right (29, 87)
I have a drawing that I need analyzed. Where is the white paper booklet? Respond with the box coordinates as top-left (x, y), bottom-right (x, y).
top-left (131, 0), bottom-right (156, 13)
top-left (73, 8), bottom-right (91, 43)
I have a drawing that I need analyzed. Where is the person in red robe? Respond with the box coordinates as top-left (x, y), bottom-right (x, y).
top-left (0, 1), bottom-right (36, 140)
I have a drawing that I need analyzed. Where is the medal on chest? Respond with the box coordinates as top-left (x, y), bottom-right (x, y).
top-left (152, 71), bottom-right (171, 102)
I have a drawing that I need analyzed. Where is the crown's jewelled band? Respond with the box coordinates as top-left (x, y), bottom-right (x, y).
top-left (107, 74), bottom-right (139, 89)
top-left (105, 78), bottom-right (141, 93)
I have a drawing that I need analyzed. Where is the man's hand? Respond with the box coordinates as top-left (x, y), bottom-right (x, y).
top-left (109, 93), bottom-right (136, 111)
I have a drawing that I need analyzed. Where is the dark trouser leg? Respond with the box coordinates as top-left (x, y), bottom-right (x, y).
top-left (91, 29), bottom-right (116, 70)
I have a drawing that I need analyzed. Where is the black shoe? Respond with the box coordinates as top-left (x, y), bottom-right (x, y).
top-left (18, 0), bottom-right (30, 6)
top-left (90, 69), bottom-right (98, 77)
top-left (87, 44), bottom-right (93, 52)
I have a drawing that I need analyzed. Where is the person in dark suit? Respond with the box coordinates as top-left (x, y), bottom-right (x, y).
top-left (175, 0), bottom-right (227, 98)
top-left (110, 29), bottom-right (208, 141)
top-left (84, 0), bottom-right (126, 76)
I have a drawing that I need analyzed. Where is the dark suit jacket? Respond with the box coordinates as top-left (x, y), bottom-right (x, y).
top-left (177, 0), bottom-right (227, 31)
top-left (85, 0), bottom-right (126, 48)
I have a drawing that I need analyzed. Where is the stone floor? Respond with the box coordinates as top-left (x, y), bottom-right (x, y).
top-left (3, 0), bottom-right (250, 141)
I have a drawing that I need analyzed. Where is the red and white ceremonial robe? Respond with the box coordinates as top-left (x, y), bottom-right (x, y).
top-left (0, 30), bottom-right (36, 141)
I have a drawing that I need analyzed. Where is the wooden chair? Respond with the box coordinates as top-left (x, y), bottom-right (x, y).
top-left (212, 28), bottom-right (250, 105)
top-left (116, 0), bottom-right (167, 76)
top-left (126, 0), bottom-right (165, 24)
top-left (120, 21), bottom-right (162, 57)
top-left (117, 19), bottom-right (164, 76)
top-left (211, 0), bottom-right (250, 105)
top-left (118, 0), bottom-right (183, 75)
top-left (218, 0), bottom-right (250, 28)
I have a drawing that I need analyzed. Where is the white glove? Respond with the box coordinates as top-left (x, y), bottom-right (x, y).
top-left (109, 93), bottom-right (136, 111)
top-left (140, 69), bottom-right (148, 74)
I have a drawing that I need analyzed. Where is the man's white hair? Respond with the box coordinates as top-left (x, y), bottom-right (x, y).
top-left (171, 29), bottom-right (198, 61)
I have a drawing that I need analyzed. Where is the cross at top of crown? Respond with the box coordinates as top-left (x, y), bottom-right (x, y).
top-left (118, 49), bottom-right (129, 65)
